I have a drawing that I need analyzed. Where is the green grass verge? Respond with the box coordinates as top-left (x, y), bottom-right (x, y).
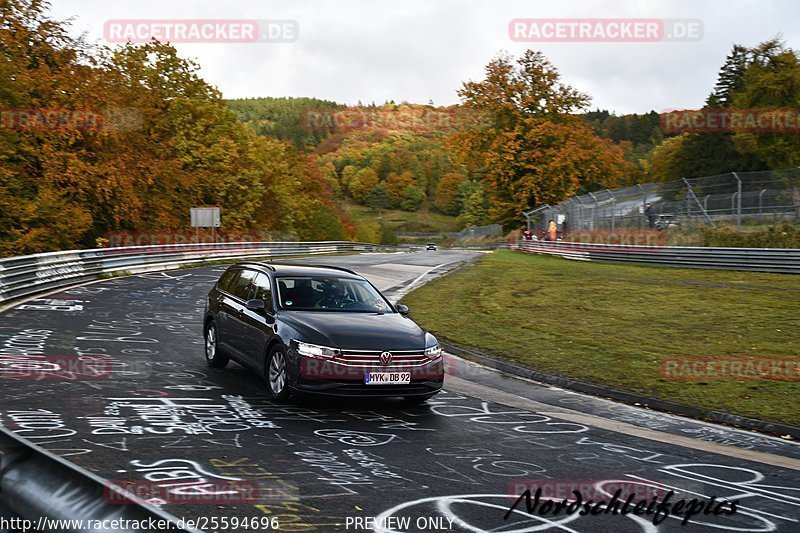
top-left (403, 251), bottom-right (800, 426)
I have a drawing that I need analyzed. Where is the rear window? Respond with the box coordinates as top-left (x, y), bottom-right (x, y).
top-left (229, 269), bottom-right (257, 300)
top-left (217, 269), bottom-right (240, 293)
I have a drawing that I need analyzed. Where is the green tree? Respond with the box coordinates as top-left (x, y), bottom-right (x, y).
top-left (648, 134), bottom-right (687, 182)
top-left (731, 39), bottom-right (800, 168)
top-left (365, 184), bottom-right (395, 209)
top-left (399, 186), bottom-right (426, 211)
top-left (458, 187), bottom-right (488, 228)
top-left (669, 41), bottom-right (784, 178)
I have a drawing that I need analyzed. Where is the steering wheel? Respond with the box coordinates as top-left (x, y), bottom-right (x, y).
top-left (341, 300), bottom-right (361, 309)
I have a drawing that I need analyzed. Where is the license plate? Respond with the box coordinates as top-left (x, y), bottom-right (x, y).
top-left (364, 372), bottom-right (411, 385)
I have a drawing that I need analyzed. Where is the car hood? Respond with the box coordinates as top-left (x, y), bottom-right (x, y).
top-left (280, 311), bottom-right (427, 351)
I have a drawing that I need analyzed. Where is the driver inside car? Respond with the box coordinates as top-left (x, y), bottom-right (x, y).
top-left (316, 281), bottom-right (356, 309)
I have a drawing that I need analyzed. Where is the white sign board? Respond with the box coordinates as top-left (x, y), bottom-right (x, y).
top-left (190, 207), bottom-right (221, 228)
top-left (556, 214), bottom-right (566, 224)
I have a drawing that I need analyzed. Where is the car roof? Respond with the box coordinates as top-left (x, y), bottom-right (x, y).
top-left (231, 262), bottom-right (362, 279)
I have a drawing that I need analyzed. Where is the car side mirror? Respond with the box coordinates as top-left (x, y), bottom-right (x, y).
top-left (395, 304), bottom-right (409, 316)
top-left (245, 299), bottom-right (266, 312)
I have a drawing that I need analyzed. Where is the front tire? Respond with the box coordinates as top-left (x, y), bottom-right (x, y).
top-left (266, 345), bottom-right (291, 402)
top-left (204, 321), bottom-right (229, 368)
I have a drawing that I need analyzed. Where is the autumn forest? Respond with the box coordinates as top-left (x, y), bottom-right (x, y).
top-left (2, 0), bottom-right (799, 255)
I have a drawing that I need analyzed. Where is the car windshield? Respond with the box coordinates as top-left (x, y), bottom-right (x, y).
top-left (275, 276), bottom-right (394, 313)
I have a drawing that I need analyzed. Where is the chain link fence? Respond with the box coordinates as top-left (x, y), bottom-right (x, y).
top-left (401, 224), bottom-right (502, 240)
top-left (526, 168), bottom-right (800, 232)
top-left (451, 224), bottom-right (502, 238)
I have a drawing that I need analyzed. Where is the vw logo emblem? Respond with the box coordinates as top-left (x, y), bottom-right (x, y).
top-left (380, 351), bottom-right (393, 365)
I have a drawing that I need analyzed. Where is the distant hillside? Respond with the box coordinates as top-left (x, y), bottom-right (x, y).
top-left (227, 97), bottom-right (345, 151)
top-left (229, 99), bottom-right (475, 234)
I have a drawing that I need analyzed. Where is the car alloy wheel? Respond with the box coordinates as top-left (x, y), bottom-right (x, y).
top-left (205, 325), bottom-right (216, 359)
top-left (204, 322), bottom-right (229, 368)
top-left (267, 346), bottom-right (290, 402)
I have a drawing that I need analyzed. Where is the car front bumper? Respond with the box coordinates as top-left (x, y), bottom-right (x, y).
top-left (290, 354), bottom-right (444, 397)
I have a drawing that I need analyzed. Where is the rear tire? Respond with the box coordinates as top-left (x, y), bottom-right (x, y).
top-left (266, 345), bottom-right (291, 403)
top-left (204, 321), bottom-right (229, 368)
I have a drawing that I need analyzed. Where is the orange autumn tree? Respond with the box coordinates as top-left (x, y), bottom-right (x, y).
top-left (450, 51), bottom-right (631, 228)
top-left (0, 0), bottom-right (349, 255)
top-left (434, 171), bottom-right (468, 215)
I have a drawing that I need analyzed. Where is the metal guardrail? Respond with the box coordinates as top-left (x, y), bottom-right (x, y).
top-left (0, 427), bottom-right (199, 533)
top-left (511, 240), bottom-right (800, 274)
top-left (0, 241), bottom-right (376, 305)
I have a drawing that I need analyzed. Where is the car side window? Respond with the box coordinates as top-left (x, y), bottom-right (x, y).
top-left (251, 273), bottom-right (274, 312)
top-left (217, 269), bottom-right (240, 293)
top-left (229, 269), bottom-right (256, 300)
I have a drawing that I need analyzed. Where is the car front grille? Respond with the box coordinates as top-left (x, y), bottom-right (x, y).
top-left (336, 349), bottom-right (429, 367)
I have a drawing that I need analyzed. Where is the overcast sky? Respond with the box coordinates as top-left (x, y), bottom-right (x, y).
top-left (51, 0), bottom-right (798, 114)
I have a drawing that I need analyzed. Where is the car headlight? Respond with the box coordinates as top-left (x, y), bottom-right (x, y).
top-left (295, 341), bottom-right (340, 359)
top-left (424, 344), bottom-right (442, 359)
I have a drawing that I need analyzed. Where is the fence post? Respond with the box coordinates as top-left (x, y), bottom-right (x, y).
top-left (606, 189), bottom-right (616, 233)
top-left (637, 184), bottom-right (647, 230)
top-left (685, 182), bottom-right (692, 228)
top-left (732, 172), bottom-right (742, 227)
top-left (574, 196), bottom-right (585, 230)
top-left (682, 178), bottom-right (715, 227)
top-left (588, 192), bottom-right (599, 230)
top-left (759, 188), bottom-right (766, 216)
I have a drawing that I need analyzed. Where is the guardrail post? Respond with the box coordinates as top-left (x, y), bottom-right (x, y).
top-left (759, 188), bottom-right (767, 216)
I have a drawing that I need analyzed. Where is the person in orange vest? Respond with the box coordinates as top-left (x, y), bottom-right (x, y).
top-left (547, 219), bottom-right (557, 241)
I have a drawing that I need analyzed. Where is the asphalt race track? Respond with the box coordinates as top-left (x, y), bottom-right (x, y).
top-left (1, 251), bottom-right (799, 532)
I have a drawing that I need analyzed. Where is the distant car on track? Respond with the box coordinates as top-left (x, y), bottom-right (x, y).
top-left (425, 243), bottom-right (437, 251)
top-left (203, 262), bottom-right (444, 403)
